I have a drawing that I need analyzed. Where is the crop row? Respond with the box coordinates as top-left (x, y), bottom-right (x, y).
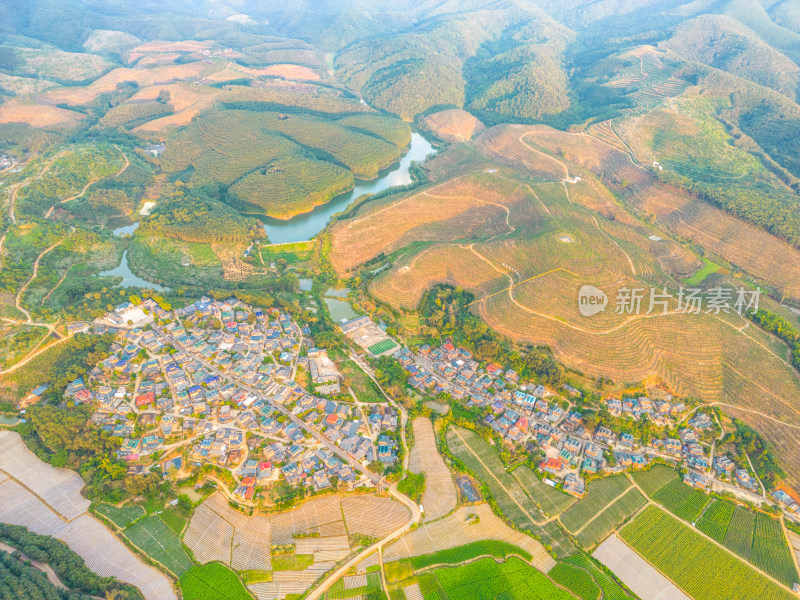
top-left (622, 506), bottom-right (795, 600)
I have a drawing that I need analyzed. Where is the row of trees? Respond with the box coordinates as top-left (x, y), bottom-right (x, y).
top-left (17, 401), bottom-right (168, 503)
top-left (0, 525), bottom-right (142, 599)
top-left (0, 550), bottom-right (95, 600)
top-left (749, 309), bottom-right (800, 370)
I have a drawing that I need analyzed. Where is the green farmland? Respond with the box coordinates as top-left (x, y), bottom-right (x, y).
top-left (445, 425), bottom-right (576, 557)
top-left (180, 563), bottom-right (254, 600)
top-left (420, 556), bottom-right (578, 600)
top-left (697, 499), bottom-right (735, 543)
top-left (549, 563), bottom-right (601, 600)
top-left (652, 478), bottom-right (709, 523)
top-left (751, 513), bottom-right (798, 587)
top-left (560, 476), bottom-right (632, 533)
top-left (622, 506), bottom-right (796, 600)
top-left (93, 502), bottom-right (145, 529)
top-left (563, 554), bottom-right (633, 600)
top-left (630, 465), bottom-right (679, 497)
top-left (408, 540), bottom-right (532, 570)
top-left (512, 465), bottom-right (576, 517)
top-left (574, 488), bottom-right (646, 549)
top-left (124, 515), bottom-right (193, 576)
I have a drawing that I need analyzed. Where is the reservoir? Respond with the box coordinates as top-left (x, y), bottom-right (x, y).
top-left (259, 131), bottom-right (436, 244)
top-left (97, 250), bottom-right (167, 291)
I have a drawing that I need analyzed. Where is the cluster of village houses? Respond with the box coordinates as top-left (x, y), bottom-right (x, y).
top-left (25, 294), bottom-right (798, 516)
top-left (40, 297), bottom-right (401, 502)
top-left (391, 339), bottom-right (777, 505)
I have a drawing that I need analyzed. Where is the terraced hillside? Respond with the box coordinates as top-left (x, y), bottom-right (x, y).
top-left (333, 114), bottom-right (800, 486)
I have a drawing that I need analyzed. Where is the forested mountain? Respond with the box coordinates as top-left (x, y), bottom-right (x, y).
top-left (2, 0), bottom-right (800, 242)
top-left (663, 14), bottom-right (800, 101)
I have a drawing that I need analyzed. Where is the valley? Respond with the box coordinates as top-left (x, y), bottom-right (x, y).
top-left (1, 1), bottom-right (800, 600)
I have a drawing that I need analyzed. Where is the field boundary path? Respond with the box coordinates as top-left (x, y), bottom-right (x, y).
top-left (449, 426), bottom-right (543, 527)
top-left (623, 475), bottom-right (794, 593)
top-left (565, 484), bottom-right (635, 536)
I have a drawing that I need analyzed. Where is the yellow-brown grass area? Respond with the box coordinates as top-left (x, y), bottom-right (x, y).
top-left (352, 169), bottom-right (800, 481)
top-left (522, 126), bottom-right (800, 300)
top-left (371, 244), bottom-right (506, 309)
top-left (135, 52), bottom-right (181, 67)
top-left (38, 63), bottom-right (206, 106)
top-left (650, 239), bottom-right (703, 280)
top-left (567, 173), bottom-right (637, 225)
top-left (329, 174), bottom-right (535, 274)
top-left (127, 40), bottom-right (212, 62)
top-left (422, 143), bottom-right (494, 183)
top-left (475, 125), bottom-right (570, 180)
top-left (368, 176), bottom-right (672, 312)
top-left (204, 62), bottom-right (320, 82)
top-left (420, 109), bottom-right (484, 142)
top-left (0, 99), bottom-right (84, 127)
top-left (211, 244), bottom-right (268, 282)
top-left (477, 279), bottom-right (800, 480)
top-left (128, 83), bottom-right (222, 132)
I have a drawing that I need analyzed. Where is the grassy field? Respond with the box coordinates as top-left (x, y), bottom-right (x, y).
top-left (560, 476), bottom-right (632, 533)
top-left (630, 465), bottom-right (678, 497)
top-left (124, 515), bottom-right (193, 576)
top-left (93, 502), bottom-right (145, 529)
top-left (421, 556), bottom-right (578, 600)
top-left (683, 257), bottom-right (720, 285)
top-left (271, 554), bottom-right (314, 571)
top-left (562, 554), bottom-right (633, 600)
top-left (696, 499), bottom-right (735, 543)
top-left (751, 514), bottom-right (799, 587)
top-left (512, 466), bottom-right (576, 517)
top-left (652, 478), bottom-right (709, 523)
top-left (549, 563), bottom-right (600, 600)
top-left (339, 360), bottom-right (384, 402)
top-left (240, 570), bottom-right (273, 585)
top-left (259, 242), bottom-right (315, 264)
top-left (622, 506), bottom-right (795, 600)
top-left (408, 540), bottom-right (532, 570)
top-left (180, 563), bottom-right (254, 600)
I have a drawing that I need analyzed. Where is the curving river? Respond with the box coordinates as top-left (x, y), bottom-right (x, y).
top-left (257, 131), bottom-right (436, 244)
top-left (102, 130), bottom-right (436, 289)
